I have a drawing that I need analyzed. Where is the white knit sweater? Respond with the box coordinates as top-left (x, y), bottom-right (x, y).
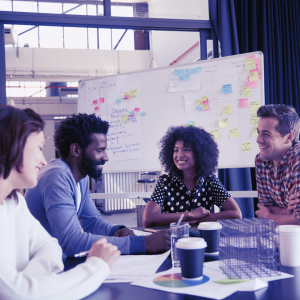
top-left (0, 193), bottom-right (110, 300)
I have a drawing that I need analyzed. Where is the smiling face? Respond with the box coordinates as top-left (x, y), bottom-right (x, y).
top-left (17, 131), bottom-right (47, 189)
top-left (80, 133), bottom-right (109, 179)
top-left (256, 117), bottom-right (293, 166)
top-left (173, 140), bottom-right (196, 174)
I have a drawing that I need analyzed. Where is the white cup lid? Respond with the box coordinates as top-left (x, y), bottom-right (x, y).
top-left (198, 222), bottom-right (222, 230)
top-left (176, 237), bottom-right (207, 249)
top-left (279, 225), bottom-right (300, 235)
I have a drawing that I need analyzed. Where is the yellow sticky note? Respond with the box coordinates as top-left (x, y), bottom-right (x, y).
top-left (242, 142), bottom-right (252, 152)
top-left (202, 103), bottom-right (209, 111)
top-left (249, 71), bottom-right (258, 82)
top-left (252, 127), bottom-right (258, 137)
top-left (124, 92), bottom-right (129, 96)
top-left (201, 95), bottom-right (208, 102)
top-left (222, 105), bottom-right (233, 116)
top-left (219, 118), bottom-right (229, 128)
top-left (186, 121), bottom-right (196, 127)
top-left (120, 115), bottom-right (128, 122)
top-left (229, 127), bottom-right (240, 139)
top-left (245, 58), bottom-right (256, 71)
top-left (241, 86), bottom-right (252, 97)
top-left (129, 89), bottom-right (138, 98)
top-left (210, 130), bottom-right (220, 139)
top-left (250, 101), bottom-right (260, 111)
top-left (195, 99), bottom-right (201, 106)
top-left (250, 113), bottom-right (260, 124)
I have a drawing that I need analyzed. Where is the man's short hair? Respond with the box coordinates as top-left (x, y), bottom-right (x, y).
top-left (54, 113), bottom-right (109, 158)
top-left (257, 105), bottom-right (300, 143)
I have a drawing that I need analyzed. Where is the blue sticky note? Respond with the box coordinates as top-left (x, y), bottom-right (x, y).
top-left (140, 111), bottom-right (146, 116)
top-left (185, 69), bottom-right (191, 74)
top-left (128, 111), bottom-right (134, 115)
top-left (116, 99), bottom-right (121, 103)
top-left (184, 75), bottom-right (190, 80)
top-left (173, 69), bottom-right (180, 75)
top-left (179, 70), bottom-right (184, 75)
top-left (187, 120), bottom-right (194, 125)
top-left (179, 75), bottom-right (185, 79)
top-left (196, 67), bottom-right (202, 72)
top-left (222, 84), bottom-right (232, 94)
top-left (190, 68), bottom-right (196, 74)
top-left (195, 106), bottom-right (202, 111)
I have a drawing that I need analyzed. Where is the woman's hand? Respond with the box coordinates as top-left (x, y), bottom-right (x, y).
top-left (187, 206), bottom-right (210, 220)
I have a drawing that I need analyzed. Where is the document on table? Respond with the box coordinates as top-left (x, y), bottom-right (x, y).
top-left (104, 250), bottom-right (170, 283)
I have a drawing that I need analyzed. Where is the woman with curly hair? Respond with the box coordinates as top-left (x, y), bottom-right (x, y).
top-left (143, 125), bottom-right (242, 227)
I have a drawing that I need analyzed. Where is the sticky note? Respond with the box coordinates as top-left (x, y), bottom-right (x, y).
top-left (202, 104), bottom-right (209, 111)
top-left (250, 113), bottom-right (260, 124)
top-left (250, 101), bottom-right (260, 111)
top-left (230, 127), bottom-right (240, 139)
top-left (134, 107), bottom-right (140, 111)
top-left (187, 121), bottom-right (196, 127)
top-left (94, 106), bottom-right (99, 111)
top-left (120, 115), bottom-right (128, 122)
top-left (202, 100), bottom-right (209, 105)
top-left (246, 79), bottom-right (258, 89)
top-left (246, 55), bottom-right (255, 59)
top-left (123, 95), bottom-right (130, 100)
top-left (124, 92), bottom-right (129, 96)
top-left (249, 71), bottom-right (258, 82)
top-left (185, 69), bottom-right (191, 74)
top-left (255, 58), bottom-right (261, 70)
top-left (252, 127), bottom-right (258, 136)
top-left (238, 98), bottom-right (248, 108)
top-left (174, 69), bottom-right (180, 75)
top-left (99, 97), bottom-right (104, 103)
top-left (190, 68), bottom-right (196, 74)
top-left (179, 75), bottom-right (185, 79)
top-left (222, 84), bottom-right (232, 94)
top-left (195, 106), bottom-right (202, 111)
top-left (222, 105), bottom-right (233, 115)
top-left (128, 111), bottom-right (134, 116)
top-left (242, 142), bottom-right (252, 152)
top-left (195, 99), bottom-right (201, 106)
top-left (93, 100), bottom-right (98, 105)
top-left (219, 118), bottom-right (229, 128)
top-left (241, 87), bottom-right (252, 97)
top-left (140, 111), bottom-right (146, 116)
top-left (196, 67), bottom-right (202, 72)
top-left (184, 75), bottom-right (190, 80)
top-left (201, 95), bottom-right (208, 102)
top-left (210, 130), bottom-right (219, 139)
top-left (179, 70), bottom-right (184, 75)
top-left (251, 68), bottom-right (262, 79)
top-left (245, 58), bottom-right (256, 71)
top-left (116, 99), bottom-right (121, 103)
top-left (130, 89), bottom-right (138, 98)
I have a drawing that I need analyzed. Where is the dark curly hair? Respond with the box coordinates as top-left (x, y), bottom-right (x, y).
top-left (54, 113), bottom-right (109, 158)
top-left (159, 126), bottom-right (219, 179)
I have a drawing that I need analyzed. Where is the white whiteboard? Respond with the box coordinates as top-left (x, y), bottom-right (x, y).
top-left (78, 52), bottom-right (264, 172)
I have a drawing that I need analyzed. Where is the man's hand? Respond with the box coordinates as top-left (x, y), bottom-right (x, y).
top-left (144, 229), bottom-right (171, 253)
top-left (255, 204), bottom-right (272, 219)
top-left (87, 238), bottom-right (120, 269)
top-left (187, 206), bottom-right (210, 221)
top-left (288, 186), bottom-right (300, 213)
top-left (113, 227), bottom-right (136, 237)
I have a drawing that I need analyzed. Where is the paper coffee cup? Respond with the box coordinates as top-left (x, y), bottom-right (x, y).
top-left (176, 237), bottom-right (207, 280)
top-left (279, 225), bottom-right (300, 267)
top-left (198, 222), bottom-right (222, 254)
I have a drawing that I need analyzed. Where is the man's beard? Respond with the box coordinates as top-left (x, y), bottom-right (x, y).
top-left (81, 150), bottom-right (105, 180)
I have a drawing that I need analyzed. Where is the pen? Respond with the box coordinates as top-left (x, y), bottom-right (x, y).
top-left (74, 250), bottom-right (89, 258)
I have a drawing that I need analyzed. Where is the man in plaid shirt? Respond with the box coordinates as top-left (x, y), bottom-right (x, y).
top-left (255, 104), bottom-right (300, 225)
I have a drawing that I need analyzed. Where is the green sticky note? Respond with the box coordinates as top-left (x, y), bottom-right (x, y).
top-left (250, 101), bottom-right (260, 111)
top-left (222, 105), bottom-right (233, 116)
top-left (242, 142), bottom-right (252, 152)
top-left (219, 118), bottom-right (229, 128)
top-left (230, 127), bottom-right (240, 139)
top-left (210, 129), bottom-right (220, 139)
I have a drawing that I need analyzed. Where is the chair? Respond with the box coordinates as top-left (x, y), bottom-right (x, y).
top-left (136, 205), bottom-right (146, 227)
top-left (137, 172), bottom-right (158, 203)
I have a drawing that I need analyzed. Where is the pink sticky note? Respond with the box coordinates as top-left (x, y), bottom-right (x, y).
top-left (99, 97), bottom-right (104, 103)
top-left (202, 100), bottom-right (209, 105)
top-left (246, 79), bottom-right (258, 89)
top-left (246, 55), bottom-right (255, 59)
top-left (94, 106), bottom-right (99, 111)
top-left (93, 100), bottom-right (98, 105)
top-left (239, 98), bottom-right (248, 108)
top-left (134, 107), bottom-right (140, 112)
top-left (255, 58), bottom-right (261, 70)
top-left (123, 95), bottom-right (130, 100)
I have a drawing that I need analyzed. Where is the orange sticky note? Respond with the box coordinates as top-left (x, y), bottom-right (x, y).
top-left (239, 98), bottom-right (248, 108)
top-left (94, 106), bottom-right (99, 111)
top-left (93, 100), bottom-right (98, 105)
top-left (99, 97), bottom-right (104, 103)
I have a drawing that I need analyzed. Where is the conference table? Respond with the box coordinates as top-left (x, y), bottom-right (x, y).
top-left (64, 250), bottom-right (300, 300)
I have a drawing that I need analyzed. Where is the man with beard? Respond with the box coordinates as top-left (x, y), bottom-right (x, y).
top-left (255, 104), bottom-right (300, 225)
top-left (25, 113), bottom-right (170, 257)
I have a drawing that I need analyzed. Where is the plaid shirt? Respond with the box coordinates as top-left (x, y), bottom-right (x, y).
top-left (255, 142), bottom-right (300, 220)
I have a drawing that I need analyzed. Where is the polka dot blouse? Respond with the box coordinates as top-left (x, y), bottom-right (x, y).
top-left (149, 173), bottom-right (231, 213)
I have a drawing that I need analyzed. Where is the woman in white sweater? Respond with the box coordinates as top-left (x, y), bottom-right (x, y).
top-left (0, 105), bottom-right (120, 300)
